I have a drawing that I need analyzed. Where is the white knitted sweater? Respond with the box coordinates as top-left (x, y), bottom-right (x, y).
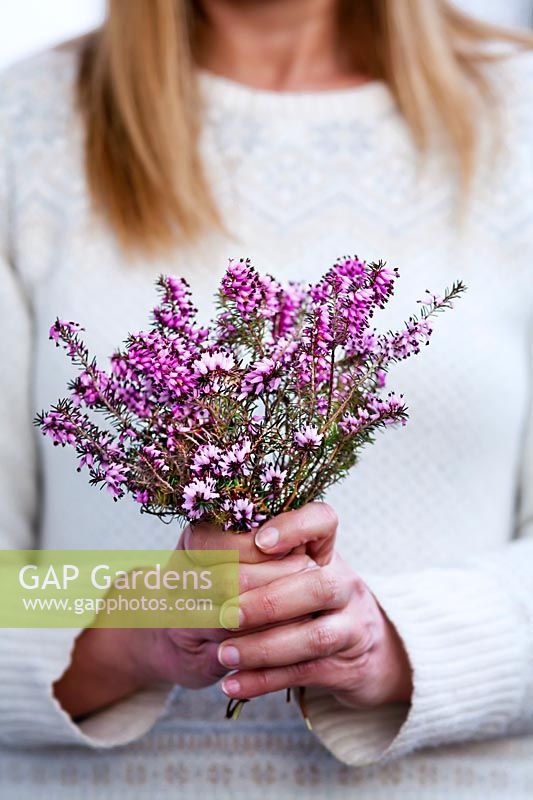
top-left (0, 44), bottom-right (533, 800)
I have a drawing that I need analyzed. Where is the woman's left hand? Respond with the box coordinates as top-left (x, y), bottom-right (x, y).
top-left (186, 503), bottom-right (413, 710)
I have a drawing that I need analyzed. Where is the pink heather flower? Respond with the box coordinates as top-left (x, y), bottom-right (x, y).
top-left (134, 489), bottom-right (150, 504)
top-left (376, 369), bottom-right (387, 388)
top-left (276, 283), bottom-right (306, 337)
top-left (142, 445), bottom-right (169, 472)
top-left (294, 425), bottom-right (323, 449)
top-left (71, 369), bottom-right (110, 407)
top-left (222, 498), bottom-right (266, 531)
top-left (49, 319), bottom-right (83, 344)
top-left (371, 264), bottom-right (397, 307)
top-left (103, 465), bottom-right (128, 498)
top-left (261, 465), bottom-right (287, 488)
top-left (193, 350), bottom-right (235, 376)
top-left (219, 440), bottom-right (252, 477)
top-left (239, 357), bottom-right (281, 397)
top-left (182, 478), bottom-right (220, 519)
top-left (220, 258), bottom-right (263, 316)
top-left (378, 318), bottom-right (434, 361)
top-left (41, 411), bottom-right (77, 446)
top-left (339, 409), bottom-right (371, 435)
top-left (367, 392), bottom-right (407, 426)
top-left (232, 498), bottom-right (255, 524)
top-left (417, 290), bottom-right (443, 307)
top-left (37, 258), bottom-right (463, 532)
top-left (191, 444), bottom-right (222, 474)
top-left (258, 274), bottom-right (282, 319)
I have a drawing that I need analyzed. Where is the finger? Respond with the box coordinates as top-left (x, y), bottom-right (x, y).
top-left (253, 502), bottom-right (338, 565)
top-left (219, 563), bottom-right (349, 630)
top-left (207, 553), bottom-right (317, 603)
top-left (217, 613), bottom-right (348, 670)
top-left (220, 658), bottom-right (329, 699)
top-left (183, 522), bottom-right (275, 566)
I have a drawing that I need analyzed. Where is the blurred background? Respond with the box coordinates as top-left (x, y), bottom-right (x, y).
top-left (0, 0), bottom-right (532, 72)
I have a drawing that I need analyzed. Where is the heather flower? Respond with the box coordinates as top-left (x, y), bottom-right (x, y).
top-left (276, 283), bottom-right (306, 337)
top-left (49, 319), bottom-right (83, 344)
top-left (40, 410), bottom-right (77, 446)
top-left (182, 478), bottom-right (220, 520)
top-left (220, 258), bottom-right (264, 316)
top-left (219, 440), bottom-right (252, 477)
top-left (261, 465), bottom-right (287, 488)
top-left (294, 425), bottom-right (324, 449)
top-left (191, 444), bottom-right (222, 474)
top-left (36, 257), bottom-right (464, 533)
top-left (338, 410), bottom-right (371, 435)
top-left (239, 357), bottom-right (282, 397)
top-left (194, 351), bottom-right (235, 376)
top-left (103, 465), bottom-right (128, 499)
top-left (134, 489), bottom-right (150, 504)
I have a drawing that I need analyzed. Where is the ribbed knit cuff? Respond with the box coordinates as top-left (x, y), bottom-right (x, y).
top-left (303, 565), bottom-right (530, 767)
top-left (0, 627), bottom-right (176, 748)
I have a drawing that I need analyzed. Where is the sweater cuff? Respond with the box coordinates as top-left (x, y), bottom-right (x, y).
top-left (303, 565), bottom-right (530, 767)
top-left (0, 627), bottom-right (178, 748)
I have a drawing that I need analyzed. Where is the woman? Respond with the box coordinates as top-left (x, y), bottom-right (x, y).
top-left (1, 0), bottom-right (533, 797)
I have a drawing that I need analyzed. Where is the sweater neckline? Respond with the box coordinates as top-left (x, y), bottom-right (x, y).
top-left (196, 68), bottom-right (396, 117)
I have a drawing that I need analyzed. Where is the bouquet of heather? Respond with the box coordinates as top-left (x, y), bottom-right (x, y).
top-left (36, 256), bottom-right (464, 718)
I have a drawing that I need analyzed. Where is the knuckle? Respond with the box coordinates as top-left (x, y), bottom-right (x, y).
top-left (254, 639), bottom-right (272, 667)
top-left (352, 621), bottom-right (375, 655)
top-left (308, 622), bottom-right (338, 657)
top-left (256, 669), bottom-right (272, 692)
top-left (288, 659), bottom-right (316, 682)
top-left (293, 506), bottom-right (312, 535)
top-left (260, 591), bottom-right (281, 623)
top-left (316, 501), bottom-right (339, 531)
top-left (312, 570), bottom-right (339, 606)
top-left (351, 574), bottom-right (367, 598)
top-left (238, 569), bottom-right (250, 594)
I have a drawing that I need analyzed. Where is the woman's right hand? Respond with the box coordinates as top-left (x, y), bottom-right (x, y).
top-left (53, 541), bottom-right (316, 720)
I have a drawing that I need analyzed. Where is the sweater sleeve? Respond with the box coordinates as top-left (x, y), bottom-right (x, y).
top-left (0, 65), bottom-right (176, 749)
top-left (301, 323), bottom-right (533, 767)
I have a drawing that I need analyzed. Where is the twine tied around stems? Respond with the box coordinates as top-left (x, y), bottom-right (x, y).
top-left (225, 686), bottom-right (312, 730)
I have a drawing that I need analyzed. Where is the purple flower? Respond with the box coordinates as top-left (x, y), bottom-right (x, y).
top-left (193, 351), bottom-right (235, 376)
top-left (219, 440), bottom-right (252, 477)
top-left (182, 477), bottom-right (220, 520)
top-left (222, 497), bottom-right (266, 531)
top-left (261, 465), bottom-right (287, 488)
top-left (294, 425), bottom-right (323, 449)
top-left (191, 444), bottom-right (222, 474)
top-left (49, 319), bottom-right (84, 344)
top-left (36, 257), bottom-right (464, 532)
top-left (134, 489), bottom-right (150, 504)
top-left (103, 465), bottom-right (128, 498)
top-left (40, 410), bottom-right (77, 446)
top-left (239, 357), bottom-right (281, 397)
top-left (220, 258), bottom-right (264, 317)
top-left (231, 498), bottom-right (255, 524)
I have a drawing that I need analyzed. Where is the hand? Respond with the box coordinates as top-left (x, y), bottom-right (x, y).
top-left (186, 502), bottom-right (413, 710)
top-left (53, 541), bottom-right (315, 719)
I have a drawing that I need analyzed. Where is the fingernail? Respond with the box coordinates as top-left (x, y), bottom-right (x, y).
top-left (255, 526), bottom-right (279, 550)
top-left (219, 603), bottom-right (244, 629)
top-left (221, 677), bottom-right (241, 695)
top-left (218, 644), bottom-right (240, 667)
top-left (304, 558), bottom-right (318, 570)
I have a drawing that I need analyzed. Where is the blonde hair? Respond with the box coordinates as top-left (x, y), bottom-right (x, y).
top-left (76, 0), bottom-right (533, 253)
